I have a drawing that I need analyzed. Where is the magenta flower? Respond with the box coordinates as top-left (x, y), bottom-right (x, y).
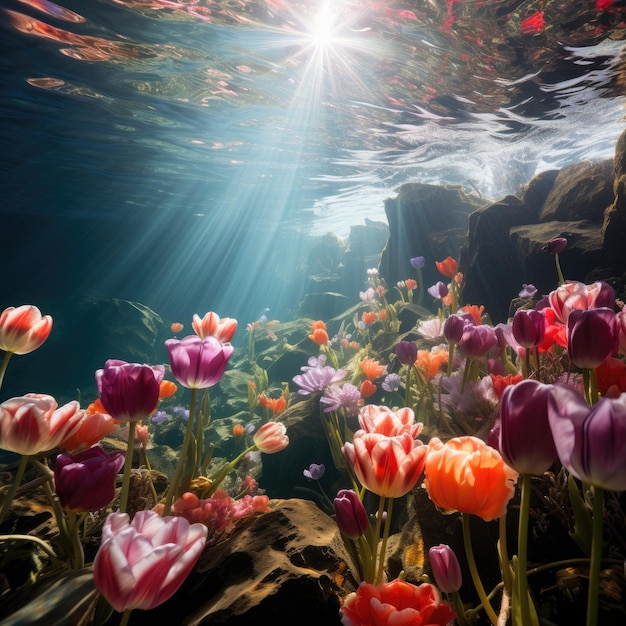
top-left (96, 360), bottom-right (164, 422)
top-left (429, 544), bottom-right (462, 593)
top-left (54, 445), bottom-right (125, 512)
top-left (165, 335), bottom-right (234, 389)
top-left (443, 313), bottom-right (474, 344)
top-left (548, 384), bottom-right (626, 491)
top-left (567, 308), bottom-right (619, 370)
top-left (458, 324), bottom-right (498, 359)
top-left (490, 380), bottom-right (557, 475)
top-left (93, 510), bottom-right (208, 613)
top-left (511, 309), bottom-right (546, 349)
top-left (334, 489), bottom-right (369, 540)
top-left (542, 237), bottom-right (568, 254)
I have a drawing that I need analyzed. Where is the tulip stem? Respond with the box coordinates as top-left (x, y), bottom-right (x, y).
top-left (376, 497), bottom-right (393, 585)
top-left (0, 533), bottom-right (58, 560)
top-left (370, 496), bottom-right (385, 584)
top-left (0, 454), bottom-right (29, 526)
top-left (0, 350), bottom-right (12, 392)
top-left (498, 513), bottom-right (513, 594)
top-left (119, 421), bottom-right (137, 515)
top-left (164, 388), bottom-right (197, 515)
top-left (554, 253), bottom-right (565, 286)
top-left (119, 608), bottom-right (133, 626)
top-left (586, 486), bottom-right (604, 626)
top-left (462, 513), bottom-right (498, 626)
top-left (517, 474), bottom-right (535, 626)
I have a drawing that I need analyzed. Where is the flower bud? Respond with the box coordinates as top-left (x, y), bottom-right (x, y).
top-left (333, 489), bottom-right (368, 540)
top-left (429, 544), bottom-right (462, 593)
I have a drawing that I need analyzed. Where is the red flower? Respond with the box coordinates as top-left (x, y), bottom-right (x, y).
top-left (435, 256), bottom-right (458, 279)
top-left (340, 580), bottom-right (455, 626)
top-left (489, 373), bottom-right (523, 400)
top-left (521, 11), bottom-right (545, 35)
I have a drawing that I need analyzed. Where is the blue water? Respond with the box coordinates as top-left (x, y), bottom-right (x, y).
top-left (2, 0), bottom-right (626, 325)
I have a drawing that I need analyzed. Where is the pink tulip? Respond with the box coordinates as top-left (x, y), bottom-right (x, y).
top-left (253, 421), bottom-right (289, 453)
top-left (54, 445), bottom-right (125, 512)
top-left (548, 280), bottom-right (615, 324)
top-left (357, 404), bottom-right (422, 438)
top-left (96, 360), bottom-right (164, 422)
top-left (342, 431), bottom-right (427, 498)
top-left (93, 510), bottom-right (208, 612)
top-left (192, 311), bottom-right (238, 344)
top-left (0, 305), bottom-right (52, 355)
top-left (0, 393), bottom-right (83, 455)
top-left (166, 335), bottom-right (234, 389)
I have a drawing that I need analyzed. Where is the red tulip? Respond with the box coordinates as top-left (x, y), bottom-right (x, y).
top-left (93, 510), bottom-right (208, 612)
top-left (342, 431), bottom-right (427, 498)
top-left (435, 256), bottom-right (459, 279)
top-left (54, 445), bottom-right (125, 512)
top-left (0, 305), bottom-right (52, 355)
top-left (0, 393), bottom-right (83, 455)
top-left (340, 580), bottom-right (455, 626)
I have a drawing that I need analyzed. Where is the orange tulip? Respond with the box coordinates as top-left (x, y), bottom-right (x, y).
top-left (170, 322), bottom-right (184, 334)
top-left (377, 309), bottom-right (388, 322)
top-left (360, 357), bottom-right (386, 380)
top-left (232, 424), bottom-right (245, 437)
top-left (258, 393), bottom-right (287, 416)
top-left (361, 311), bottom-right (377, 326)
top-left (159, 380), bottom-right (178, 399)
top-left (359, 380), bottom-right (377, 398)
top-left (343, 431), bottom-right (428, 497)
top-left (435, 256), bottom-right (458, 279)
top-left (60, 409), bottom-right (119, 453)
top-left (311, 320), bottom-right (327, 331)
top-left (404, 279), bottom-right (417, 290)
top-left (461, 304), bottom-right (485, 325)
top-left (192, 311), bottom-right (237, 344)
top-left (423, 436), bottom-right (518, 522)
top-left (414, 349), bottom-right (447, 381)
top-left (309, 327), bottom-right (329, 345)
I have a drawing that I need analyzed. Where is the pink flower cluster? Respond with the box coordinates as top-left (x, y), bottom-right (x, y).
top-left (166, 490), bottom-right (270, 539)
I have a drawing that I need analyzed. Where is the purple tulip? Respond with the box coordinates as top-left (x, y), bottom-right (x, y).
top-left (458, 324), bottom-right (498, 359)
top-left (396, 340), bottom-right (418, 365)
top-left (542, 237), bottom-right (568, 254)
top-left (96, 360), bottom-right (164, 422)
top-left (443, 313), bottom-right (474, 344)
top-left (511, 309), bottom-right (546, 349)
top-left (334, 489), bottom-right (369, 540)
top-left (548, 383), bottom-right (626, 491)
top-left (410, 256), bottom-right (425, 269)
top-left (429, 544), bottom-right (462, 593)
top-left (166, 335), bottom-right (234, 389)
top-left (491, 380), bottom-right (557, 475)
top-left (428, 281), bottom-right (449, 299)
top-left (54, 445), bottom-right (125, 512)
top-left (567, 308), bottom-right (619, 369)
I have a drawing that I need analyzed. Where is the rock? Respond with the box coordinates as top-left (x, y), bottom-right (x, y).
top-left (129, 499), bottom-right (358, 626)
top-left (380, 183), bottom-right (483, 296)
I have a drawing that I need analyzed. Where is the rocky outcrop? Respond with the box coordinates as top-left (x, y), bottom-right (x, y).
top-left (379, 183), bottom-right (483, 295)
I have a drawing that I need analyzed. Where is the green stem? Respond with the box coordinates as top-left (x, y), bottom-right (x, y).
top-left (163, 388), bottom-right (197, 515)
top-left (404, 366), bottom-right (412, 408)
top-left (66, 511), bottom-right (86, 569)
top-left (517, 474), bottom-right (533, 626)
top-left (462, 513), bottom-right (498, 626)
top-left (376, 497), bottom-right (393, 585)
top-left (369, 496), bottom-right (385, 584)
top-left (586, 486), bottom-right (604, 626)
top-left (555, 253), bottom-right (565, 286)
top-left (205, 444), bottom-right (256, 498)
top-left (589, 368), bottom-right (599, 405)
top-left (0, 350), bottom-right (13, 392)
top-left (452, 590), bottom-right (470, 626)
top-left (0, 533), bottom-right (58, 560)
top-left (119, 608), bottom-right (133, 626)
top-left (119, 421), bottom-right (137, 514)
top-left (416, 267), bottom-right (424, 305)
top-left (0, 454), bottom-right (30, 525)
top-left (498, 513), bottom-right (513, 594)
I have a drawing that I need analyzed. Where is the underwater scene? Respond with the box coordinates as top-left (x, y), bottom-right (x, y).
top-left (2, 1), bottom-right (626, 625)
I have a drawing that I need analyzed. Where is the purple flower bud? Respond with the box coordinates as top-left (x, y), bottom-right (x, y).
top-left (542, 237), bottom-right (568, 254)
top-left (519, 284), bottom-right (538, 299)
top-left (410, 256), bottom-right (425, 269)
top-left (567, 308), bottom-right (619, 369)
top-left (428, 281), bottom-right (449, 299)
top-left (334, 489), bottom-right (368, 540)
top-left (443, 313), bottom-right (474, 344)
top-left (511, 309), bottom-right (546, 348)
top-left (458, 324), bottom-right (498, 359)
top-left (396, 340), bottom-right (418, 365)
top-left (303, 463), bottom-right (325, 481)
top-left (429, 544), bottom-right (462, 593)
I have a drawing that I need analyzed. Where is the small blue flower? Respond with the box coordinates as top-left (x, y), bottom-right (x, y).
top-left (382, 373), bottom-right (401, 393)
top-left (151, 410), bottom-right (169, 424)
top-left (410, 256), bottom-right (425, 269)
top-left (519, 283), bottom-right (538, 299)
top-left (172, 405), bottom-right (190, 421)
